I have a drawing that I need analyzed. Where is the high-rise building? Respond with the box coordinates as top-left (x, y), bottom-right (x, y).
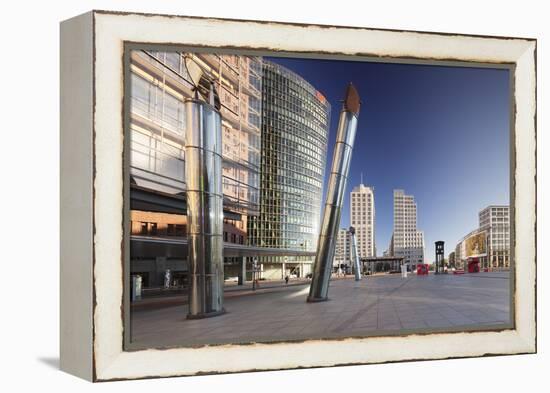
top-left (350, 184), bottom-right (376, 258)
top-left (248, 60), bottom-right (331, 279)
top-left (334, 229), bottom-right (352, 268)
top-left (390, 189), bottom-right (425, 269)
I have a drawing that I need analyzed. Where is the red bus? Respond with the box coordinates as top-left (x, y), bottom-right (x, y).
top-left (467, 257), bottom-right (480, 273)
top-left (416, 264), bottom-right (429, 275)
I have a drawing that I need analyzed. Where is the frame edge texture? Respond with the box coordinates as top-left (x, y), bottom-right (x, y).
top-left (60, 11), bottom-right (95, 381)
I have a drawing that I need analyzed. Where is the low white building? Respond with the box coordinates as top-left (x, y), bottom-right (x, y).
top-left (455, 205), bottom-right (510, 270)
top-left (334, 228), bottom-right (352, 268)
top-left (479, 205), bottom-right (510, 268)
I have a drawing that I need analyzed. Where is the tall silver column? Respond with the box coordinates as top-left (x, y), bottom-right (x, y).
top-left (308, 83), bottom-right (361, 302)
top-left (185, 97), bottom-right (225, 319)
top-left (349, 226), bottom-right (362, 281)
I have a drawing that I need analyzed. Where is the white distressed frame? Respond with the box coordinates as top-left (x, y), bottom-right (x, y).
top-left (60, 10), bottom-right (536, 381)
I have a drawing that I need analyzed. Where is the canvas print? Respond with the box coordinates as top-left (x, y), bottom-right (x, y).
top-left (126, 48), bottom-right (511, 349)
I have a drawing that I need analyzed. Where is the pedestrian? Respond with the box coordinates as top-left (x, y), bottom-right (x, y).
top-left (285, 275), bottom-right (289, 284)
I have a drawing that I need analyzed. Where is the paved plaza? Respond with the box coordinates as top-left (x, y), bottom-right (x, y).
top-left (130, 272), bottom-right (511, 349)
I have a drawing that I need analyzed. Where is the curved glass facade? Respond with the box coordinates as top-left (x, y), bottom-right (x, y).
top-left (248, 60), bottom-right (331, 259)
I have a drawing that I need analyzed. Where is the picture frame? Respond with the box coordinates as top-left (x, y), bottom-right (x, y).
top-left (60, 10), bottom-right (536, 381)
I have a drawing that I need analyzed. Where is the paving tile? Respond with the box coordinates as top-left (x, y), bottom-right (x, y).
top-left (401, 321), bottom-right (428, 329)
top-left (378, 324), bottom-right (402, 331)
top-left (425, 319), bottom-right (453, 328)
top-left (130, 272), bottom-right (511, 348)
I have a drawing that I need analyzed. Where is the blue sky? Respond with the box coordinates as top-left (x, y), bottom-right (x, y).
top-left (265, 56), bottom-right (510, 262)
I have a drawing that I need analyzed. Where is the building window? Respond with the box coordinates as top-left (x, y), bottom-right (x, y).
top-left (139, 222), bottom-right (159, 236)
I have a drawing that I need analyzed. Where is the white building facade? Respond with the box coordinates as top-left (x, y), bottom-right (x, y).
top-left (390, 189), bottom-right (424, 269)
top-left (479, 205), bottom-right (510, 268)
top-left (350, 184), bottom-right (376, 258)
top-left (454, 205), bottom-right (510, 270)
top-left (334, 228), bottom-right (352, 268)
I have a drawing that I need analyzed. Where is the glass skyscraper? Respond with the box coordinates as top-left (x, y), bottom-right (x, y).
top-left (248, 60), bottom-right (331, 278)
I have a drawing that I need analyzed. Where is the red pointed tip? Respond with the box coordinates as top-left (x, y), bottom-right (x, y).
top-left (344, 83), bottom-right (361, 115)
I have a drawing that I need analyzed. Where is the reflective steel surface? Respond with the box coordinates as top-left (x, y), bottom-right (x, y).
top-left (308, 84), bottom-right (361, 302)
top-left (349, 227), bottom-right (362, 281)
top-left (185, 99), bottom-right (225, 318)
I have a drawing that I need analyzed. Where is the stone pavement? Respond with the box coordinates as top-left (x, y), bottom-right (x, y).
top-left (130, 272), bottom-right (511, 349)
top-left (131, 278), bottom-right (312, 310)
